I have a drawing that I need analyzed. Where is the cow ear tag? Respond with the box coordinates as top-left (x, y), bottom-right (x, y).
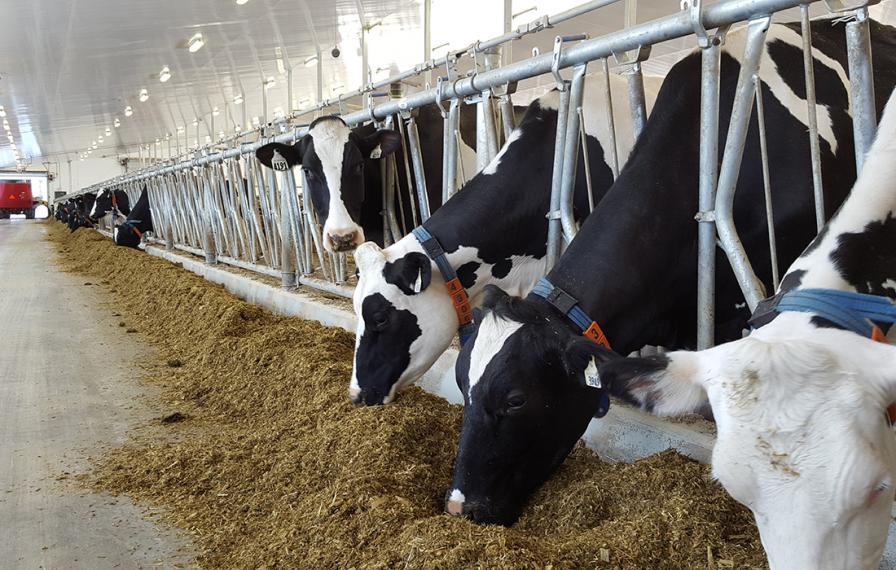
top-left (271, 149), bottom-right (289, 172)
top-left (584, 358), bottom-right (602, 389)
top-left (369, 144), bottom-right (383, 159)
top-left (412, 271), bottom-right (423, 294)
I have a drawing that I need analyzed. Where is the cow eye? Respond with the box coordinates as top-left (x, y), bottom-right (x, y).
top-left (371, 313), bottom-right (389, 330)
top-left (506, 393), bottom-right (526, 410)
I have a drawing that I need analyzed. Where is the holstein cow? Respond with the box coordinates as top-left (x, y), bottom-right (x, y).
top-left (67, 193), bottom-right (97, 232)
top-left (114, 187), bottom-right (153, 249)
top-left (350, 72), bottom-right (662, 405)
top-left (255, 103), bottom-right (478, 252)
top-left (445, 19), bottom-right (896, 525)
top-left (603, 88), bottom-right (896, 570)
top-left (89, 187), bottom-right (131, 222)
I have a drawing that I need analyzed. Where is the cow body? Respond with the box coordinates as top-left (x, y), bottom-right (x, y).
top-left (114, 187), bottom-right (153, 249)
top-left (350, 72), bottom-right (662, 405)
top-left (606, 86), bottom-right (896, 570)
top-left (447, 18), bottom-right (896, 526)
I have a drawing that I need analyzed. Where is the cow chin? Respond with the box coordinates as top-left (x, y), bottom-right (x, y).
top-left (323, 223), bottom-right (365, 253)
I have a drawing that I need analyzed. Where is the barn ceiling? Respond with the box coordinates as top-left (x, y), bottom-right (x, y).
top-left (0, 0), bottom-right (893, 171)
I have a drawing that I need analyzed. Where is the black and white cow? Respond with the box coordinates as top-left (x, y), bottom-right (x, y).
top-left (114, 187), bottom-right (153, 249)
top-left (67, 193), bottom-right (97, 232)
top-left (604, 86), bottom-right (896, 570)
top-left (445, 19), bottom-right (896, 526)
top-left (255, 103), bottom-right (478, 252)
top-left (89, 188), bottom-right (131, 222)
top-left (350, 73), bottom-right (662, 405)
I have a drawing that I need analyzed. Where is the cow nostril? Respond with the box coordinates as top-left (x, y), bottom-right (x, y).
top-left (445, 489), bottom-right (466, 517)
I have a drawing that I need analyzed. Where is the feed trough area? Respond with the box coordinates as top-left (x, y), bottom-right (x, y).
top-left (6, 0), bottom-right (896, 568)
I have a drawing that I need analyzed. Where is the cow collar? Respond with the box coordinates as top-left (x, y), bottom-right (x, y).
top-left (530, 277), bottom-right (612, 349)
top-left (530, 277), bottom-right (612, 418)
top-left (750, 287), bottom-right (896, 424)
top-left (411, 226), bottom-right (476, 346)
top-left (124, 221), bottom-right (143, 238)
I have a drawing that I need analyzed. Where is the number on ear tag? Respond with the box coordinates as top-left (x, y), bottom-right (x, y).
top-left (584, 358), bottom-right (602, 389)
top-left (271, 149), bottom-right (289, 171)
top-left (369, 144), bottom-right (382, 159)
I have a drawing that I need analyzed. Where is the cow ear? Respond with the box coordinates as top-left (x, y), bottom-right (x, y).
top-left (563, 336), bottom-right (617, 377)
top-left (383, 252), bottom-right (432, 296)
top-left (256, 142), bottom-right (302, 170)
top-left (481, 284), bottom-right (510, 310)
top-left (354, 241), bottom-right (385, 275)
top-left (599, 350), bottom-right (707, 416)
top-left (359, 129), bottom-right (402, 159)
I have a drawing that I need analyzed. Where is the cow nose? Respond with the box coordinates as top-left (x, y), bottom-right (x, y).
top-left (353, 388), bottom-right (387, 406)
top-left (327, 231), bottom-right (359, 252)
top-left (445, 489), bottom-right (467, 517)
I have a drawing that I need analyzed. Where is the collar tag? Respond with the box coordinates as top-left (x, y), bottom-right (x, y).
top-left (584, 358), bottom-right (602, 389)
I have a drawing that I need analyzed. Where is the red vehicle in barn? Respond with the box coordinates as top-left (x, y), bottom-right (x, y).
top-left (0, 181), bottom-right (34, 219)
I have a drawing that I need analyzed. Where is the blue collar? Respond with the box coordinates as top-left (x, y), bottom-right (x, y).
top-left (411, 226), bottom-right (476, 346)
top-left (751, 288), bottom-right (896, 339)
top-left (530, 277), bottom-right (611, 348)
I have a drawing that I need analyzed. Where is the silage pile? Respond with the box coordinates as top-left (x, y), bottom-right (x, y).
top-left (50, 224), bottom-right (767, 569)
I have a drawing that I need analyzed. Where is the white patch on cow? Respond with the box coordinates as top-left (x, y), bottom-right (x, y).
top-left (482, 129), bottom-right (522, 176)
top-left (467, 314), bottom-right (523, 404)
top-left (883, 279), bottom-right (896, 295)
top-left (446, 489), bottom-right (466, 516)
top-left (88, 194), bottom-right (101, 218)
top-left (782, 89), bottom-right (896, 292)
top-left (309, 120), bottom-right (364, 248)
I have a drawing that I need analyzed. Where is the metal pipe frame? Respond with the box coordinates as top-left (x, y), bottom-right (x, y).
top-left (845, 6), bottom-right (877, 172)
top-left (800, 5), bottom-right (826, 231)
top-left (442, 98), bottom-right (461, 202)
top-left (559, 64), bottom-right (589, 244)
top-left (405, 117), bottom-right (432, 222)
top-left (713, 15), bottom-right (771, 312)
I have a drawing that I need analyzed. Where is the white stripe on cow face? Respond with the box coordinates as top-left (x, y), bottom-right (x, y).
top-left (467, 313), bottom-right (523, 404)
top-left (309, 120), bottom-right (364, 249)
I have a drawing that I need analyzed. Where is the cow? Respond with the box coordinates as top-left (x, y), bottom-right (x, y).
top-left (255, 103), bottom-right (479, 253)
top-left (444, 18), bottom-right (896, 527)
top-left (89, 188), bottom-right (131, 222)
top-left (602, 86), bottom-right (896, 570)
top-left (114, 187), bottom-right (153, 249)
top-left (67, 193), bottom-right (97, 232)
top-left (350, 72), bottom-right (662, 405)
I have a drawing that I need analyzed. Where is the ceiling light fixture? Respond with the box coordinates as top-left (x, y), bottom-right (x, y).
top-left (159, 66), bottom-right (172, 82)
top-left (139, 88), bottom-right (149, 102)
top-left (236, 0), bottom-right (250, 4)
top-left (0, 106), bottom-right (5, 118)
top-left (233, 94), bottom-right (244, 105)
top-left (105, 127), bottom-right (111, 135)
top-left (114, 118), bottom-right (121, 127)
top-left (264, 76), bottom-right (276, 89)
top-left (124, 106), bottom-right (133, 117)
top-left (304, 55), bottom-right (318, 68)
top-left (212, 106), bottom-right (220, 116)
top-left (187, 33), bottom-right (205, 53)
top-left (192, 118), bottom-right (199, 127)
top-left (98, 135), bottom-right (104, 142)
top-left (177, 125), bottom-right (185, 133)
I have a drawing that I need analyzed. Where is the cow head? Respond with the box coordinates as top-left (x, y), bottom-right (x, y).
top-left (445, 285), bottom-right (615, 524)
top-left (603, 312), bottom-right (896, 570)
top-left (114, 223), bottom-right (142, 249)
top-left (350, 240), bottom-right (466, 405)
top-left (255, 116), bottom-right (401, 253)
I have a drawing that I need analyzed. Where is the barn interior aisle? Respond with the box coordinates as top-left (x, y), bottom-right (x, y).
top-left (0, 220), bottom-right (193, 567)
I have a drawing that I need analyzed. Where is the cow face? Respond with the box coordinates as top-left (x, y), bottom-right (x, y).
top-left (89, 189), bottom-right (109, 219)
top-left (350, 241), bottom-right (464, 405)
top-left (445, 286), bottom-right (614, 524)
top-left (114, 223), bottom-right (142, 249)
top-left (255, 117), bottom-right (401, 253)
top-left (604, 312), bottom-right (896, 570)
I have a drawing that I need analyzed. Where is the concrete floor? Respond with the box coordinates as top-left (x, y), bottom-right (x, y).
top-left (0, 220), bottom-right (193, 569)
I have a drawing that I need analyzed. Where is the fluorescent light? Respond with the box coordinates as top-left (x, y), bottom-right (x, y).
top-left (177, 125), bottom-right (185, 133)
top-left (0, 106), bottom-right (5, 118)
top-left (105, 127), bottom-right (111, 135)
top-left (113, 118), bottom-right (121, 127)
top-left (187, 33), bottom-right (204, 53)
top-left (276, 58), bottom-right (286, 75)
top-left (304, 55), bottom-right (318, 67)
top-left (233, 94), bottom-right (244, 105)
top-left (192, 118), bottom-right (199, 127)
top-left (212, 106), bottom-right (220, 116)
top-left (139, 88), bottom-right (149, 102)
top-left (155, 139), bottom-right (161, 145)
top-left (124, 106), bottom-right (133, 117)
top-left (264, 76), bottom-right (276, 89)
top-left (236, 0), bottom-right (250, 4)
top-left (159, 66), bottom-right (171, 82)
top-left (98, 135), bottom-right (104, 142)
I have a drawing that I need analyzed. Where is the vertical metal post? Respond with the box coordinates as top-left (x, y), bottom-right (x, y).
top-left (800, 4), bottom-right (825, 231)
top-left (753, 75), bottom-right (780, 291)
top-left (499, 95), bottom-right (516, 140)
top-left (601, 58), bottom-right (620, 178)
top-left (442, 98), bottom-right (460, 202)
top-left (559, 65), bottom-right (588, 244)
top-left (626, 62), bottom-right (648, 138)
top-left (697, 39), bottom-right (721, 350)
top-left (423, 0), bottom-right (432, 87)
top-left (405, 117), bottom-right (431, 221)
top-left (277, 171), bottom-right (296, 288)
top-left (846, 7), bottom-right (877, 172)
top-left (714, 16), bottom-right (771, 312)
top-left (546, 87), bottom-right (571, 269)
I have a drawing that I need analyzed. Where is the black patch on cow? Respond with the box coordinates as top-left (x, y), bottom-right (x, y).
top-left (601, 353), bottom-right (670, 413)
top-left (491, 258), bottom-right (512, 279)
top-left (779, 269), bottom-right (807, 293)
top-left (354, 293), bottom-right (422, 405)
top-left (830, 213), bottom-right (896, 298)
top-left (382, 252), bottom-right (432, 296)
top-left (456, 261), bottom-right (480, 290)
top-left (767, 39), bottom-right (848, 111)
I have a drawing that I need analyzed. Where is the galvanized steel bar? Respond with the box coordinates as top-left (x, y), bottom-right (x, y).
top-left (713, 16), bottom-right (771, 312)
top-left (753, 75), bottom-right (780, 291)
top-left (405, 117), bottom-right (432, 221)
top-left (560, 64), bottom-right (589, 243)
top-left (626, 62), bottom-right (648, 138)
top-left (845, 7), bottom-right (877, 172)
top-left (546, 86), bottom-right (571, 269)
top-left (800, 5), bottom-right (826, 231)
top-left (443, 98), bottom-right (460, 202)
top-left (601, 58), bottom-right (620, 178)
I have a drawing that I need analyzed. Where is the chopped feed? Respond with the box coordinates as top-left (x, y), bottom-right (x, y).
top-left (49, 224), bottom-right (767, 569)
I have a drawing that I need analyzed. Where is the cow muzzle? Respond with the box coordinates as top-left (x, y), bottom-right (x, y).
top-left (326, 230), bottom-right (362, 252)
